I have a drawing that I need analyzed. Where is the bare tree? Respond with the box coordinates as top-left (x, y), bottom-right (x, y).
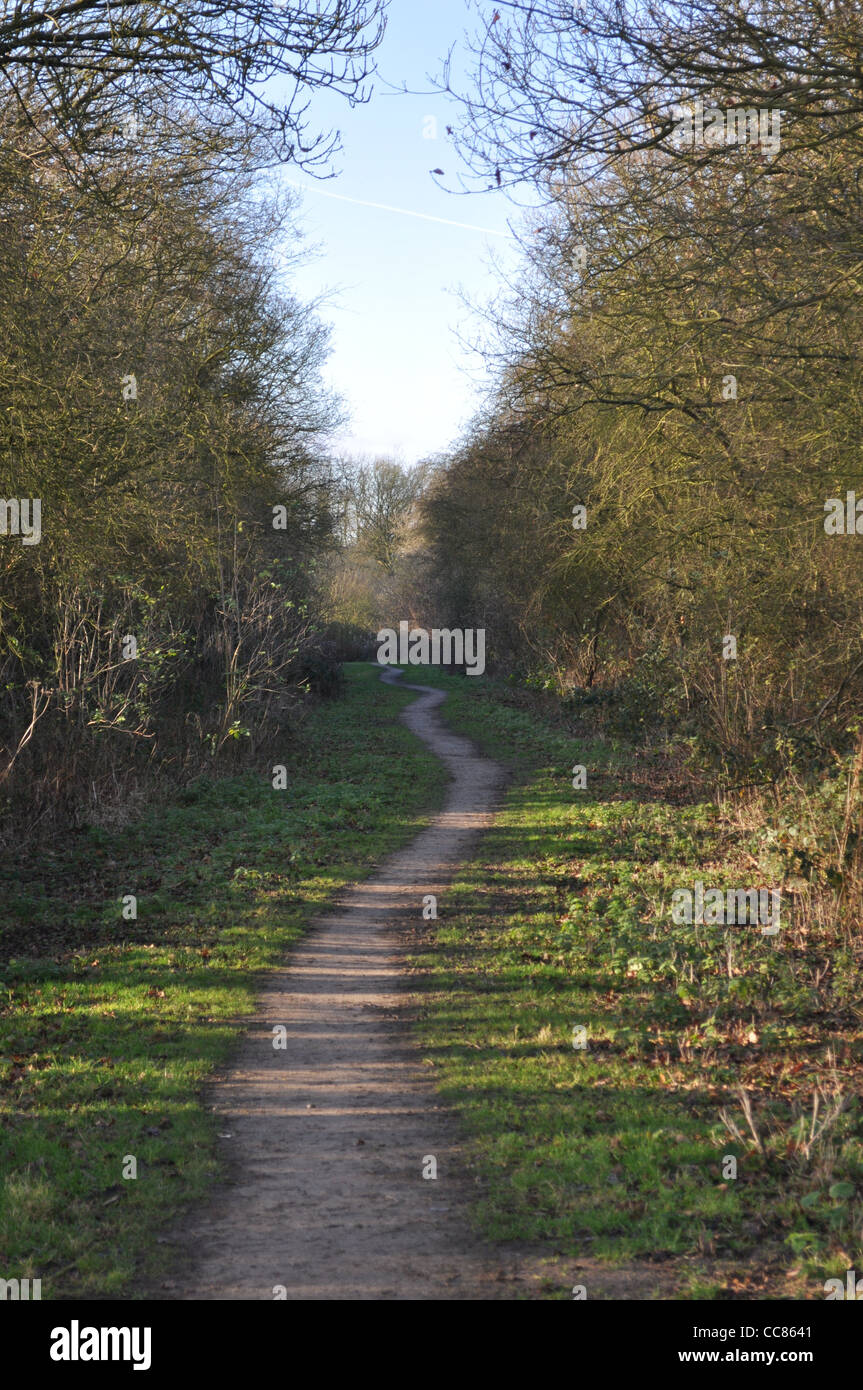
top-left (443, 0), bottom-right (863, 192)
top-left (339, 458), bottom-right (430, 574)
top-left (0, 0), bottom-right (387, 174)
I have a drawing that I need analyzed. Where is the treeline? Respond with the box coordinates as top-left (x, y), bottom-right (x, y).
top-left (0, 1), bottom-right (386, 842)
top-left (324, 456), bottom-right (434, 636)
top-left (421, 0), bottom-right (863, 780)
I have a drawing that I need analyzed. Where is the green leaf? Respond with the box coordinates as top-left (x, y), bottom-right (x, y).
top-left (828, 1181), bottom-right (856, 1202)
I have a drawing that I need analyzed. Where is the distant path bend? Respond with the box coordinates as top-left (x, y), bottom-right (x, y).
top-left (168, 665), bottom-right (513, 1300)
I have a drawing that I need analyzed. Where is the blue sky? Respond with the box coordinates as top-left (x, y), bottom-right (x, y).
top-left (274, 0), bottom-right (522, 465)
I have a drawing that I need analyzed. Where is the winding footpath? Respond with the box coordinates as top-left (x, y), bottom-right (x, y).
top-left (163, 668), bottom-right (518, 1300)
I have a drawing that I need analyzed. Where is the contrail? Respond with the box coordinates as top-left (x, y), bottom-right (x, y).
top-left (283, 181), bottom-right (515, 239)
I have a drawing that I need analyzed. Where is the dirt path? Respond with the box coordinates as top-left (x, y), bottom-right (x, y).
top-left (162, 667), bottom-right (521, 1300)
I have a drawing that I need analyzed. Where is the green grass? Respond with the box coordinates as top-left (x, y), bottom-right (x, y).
top-left (0, 663), bottom-right (447, 1299)
top-left (408, 667), bottom-right (863, 1298)
top-left (4, 659), bottom-right (861, 1301)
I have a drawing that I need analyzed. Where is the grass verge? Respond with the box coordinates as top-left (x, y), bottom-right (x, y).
top-left (408, 668), bottom-right (863, 1300)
